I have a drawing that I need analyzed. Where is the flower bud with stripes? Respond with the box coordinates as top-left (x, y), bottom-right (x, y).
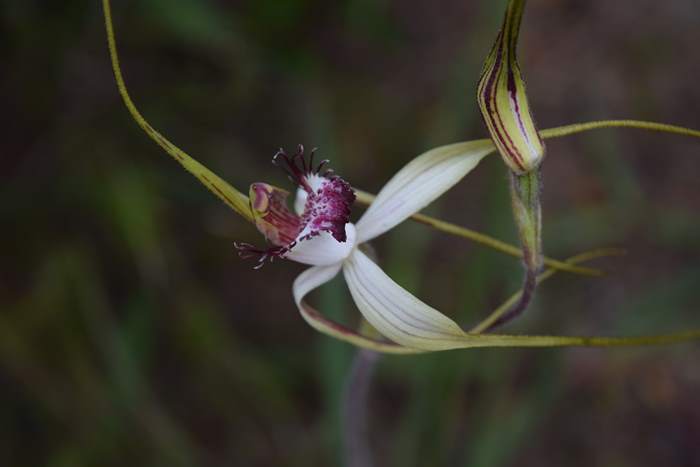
top-left (477, 0), bottom-right (544, 174)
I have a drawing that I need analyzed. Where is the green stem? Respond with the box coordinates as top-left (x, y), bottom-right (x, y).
top-left (482, 169), bottom-right (544, 329)
top-left (102, 0), bottom-right (253, 222)
top-left (509, 170), bottom-right (543, 273)
top-left (540, 119), bottom-right (700, 140)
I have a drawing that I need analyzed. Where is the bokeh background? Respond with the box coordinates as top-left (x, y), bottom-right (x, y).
top-left (2, 0), bottom-right (700, 465)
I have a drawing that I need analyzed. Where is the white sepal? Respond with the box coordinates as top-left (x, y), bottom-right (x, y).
top-left (293, 263), bottom-right (342, 309)
top-left (295, 251), bottom-right (693, 352)
top-left (342, 249), bottom-right (469, 350)
top-left (285, 223), bottom-right (357, 266)
top-left (292, 264), bottom-right (422, 354)
top-left (355, 140), bottom-right (495, 243)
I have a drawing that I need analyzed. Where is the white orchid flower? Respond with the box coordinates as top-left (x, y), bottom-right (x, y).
top-left (230, 141), bottom-right (494, 352)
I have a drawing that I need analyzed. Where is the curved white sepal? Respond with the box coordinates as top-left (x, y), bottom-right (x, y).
top-left (295, 253), bottom-right (700, 352)
top-left (342, 249), bottom-right (473, 350)
top-left (355, 140), bottom-right (495, 243)
top-left (285, 223), bottom-right (357, 266)
top-left (292, 264), bottom-right (422, 354)
top-left (293, 263), bottom-right (342, 307)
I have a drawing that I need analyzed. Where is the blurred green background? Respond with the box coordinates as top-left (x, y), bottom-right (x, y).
top-left (2, 0), bottom-right (699, 465)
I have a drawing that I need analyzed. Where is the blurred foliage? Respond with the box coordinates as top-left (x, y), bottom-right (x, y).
top-left (2, 0), bottom-right (699, 466)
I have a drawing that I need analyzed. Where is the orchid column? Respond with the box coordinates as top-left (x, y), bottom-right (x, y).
top-left (477, 0), bottom-right (544, 329)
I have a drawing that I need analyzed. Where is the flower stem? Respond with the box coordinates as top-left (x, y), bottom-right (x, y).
top-left (342, 349), bottom-right (380, 467)
top-left (484, 266), bottom-right (537, 331)
top-left (509, 169), bottom-right (543, 274)
top-left (478, 169), bottom-right (544, 330)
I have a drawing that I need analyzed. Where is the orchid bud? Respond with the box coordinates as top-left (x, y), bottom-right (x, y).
top-left (477, 0), bottom-right (544, 174)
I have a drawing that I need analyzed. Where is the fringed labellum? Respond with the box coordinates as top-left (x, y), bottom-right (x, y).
top-left (236, 145), bottom-right (357, 268)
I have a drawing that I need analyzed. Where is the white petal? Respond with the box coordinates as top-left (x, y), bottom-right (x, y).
top-left (285, 223), bottom-right (357, 266)
top-left (292, 264), bottom-right (421, 354)
top-left (342, 249), bottom-right (470, 350)
top-left (355, 140), bottom-right (495, 243)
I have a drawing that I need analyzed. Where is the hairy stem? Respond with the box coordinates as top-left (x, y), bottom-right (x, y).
top-left (342, 349), bottom-right (380, 467)
top-left (488, 169), bottom-right (544, 329)
top-left (485, 266), bottom-right (537, 331)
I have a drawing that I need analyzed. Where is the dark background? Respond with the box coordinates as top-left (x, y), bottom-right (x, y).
top-left (2, 0), bottom-right (699, 466)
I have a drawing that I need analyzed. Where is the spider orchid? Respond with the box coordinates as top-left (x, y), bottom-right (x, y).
top-left (103, 0), bottom-right (700, 354)
top-left (230, 140), bottom-right (504, 352)
top-left (287, 139), bottom-right (510, 352)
